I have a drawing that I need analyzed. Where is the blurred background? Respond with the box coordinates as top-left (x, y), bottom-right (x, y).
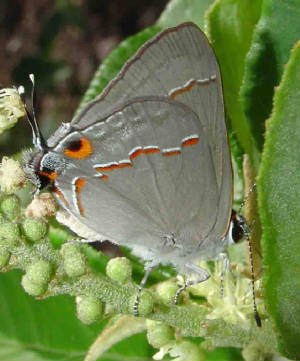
top-left (0, 0), bottom-right (168, 156)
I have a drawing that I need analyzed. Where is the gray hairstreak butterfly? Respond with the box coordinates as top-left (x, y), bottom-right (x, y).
top-left (22, 22), bottom-right (261, 326)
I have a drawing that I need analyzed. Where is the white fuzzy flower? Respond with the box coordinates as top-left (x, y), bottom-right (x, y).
top-left (189, 261), bottom-right (263, 328)
top-left (0, 157), bottom-right (27, 193)
top-left (0, 88), bottom-right (26, 134)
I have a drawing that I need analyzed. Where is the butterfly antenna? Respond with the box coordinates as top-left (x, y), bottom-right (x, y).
top-left (245, 228), bottom-right (262, 327)
top-left (238, 183), bottom-right (257, 214)
top-left (23, 74), bottom-right (47, 151)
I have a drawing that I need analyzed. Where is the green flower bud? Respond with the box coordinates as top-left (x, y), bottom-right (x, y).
top-left (146, 320), bottom-right (174, 348)
top-left (0, 248), bottom-right (10, 268)
top-left (106, 257), bottom-right (132, 283)
top-left (23, 218), bottom-right (47, 242)
top-left (0, 194), bottom-right (20, 220)
top-left (60, 243), bottom-right (86, 277)
top-left (63, 254), bottom-right (86, 277)
top-left (60, 242), bottom-right (80, 257)
top-left (76, 296), bottom-right (103, 325)
top-left (26, 260), bottom-right (52, 285)
top-left (156, 280), bottom-right (183, 306)
top-left (0, 222), bottom-right (20, 247)
top-left (21, 274), bottom-right (46, 296)
top-left (130, 290), bottom-right (154, 317)
top-left (171, 340), bottom-right (205, 361)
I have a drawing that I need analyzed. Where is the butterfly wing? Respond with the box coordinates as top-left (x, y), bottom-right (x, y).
top-left (50, 23), bottom-right (232, 260)
top-left (52, 97), bottom-right (220, 259)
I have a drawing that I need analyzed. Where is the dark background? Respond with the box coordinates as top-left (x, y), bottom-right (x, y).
top-left (0, 0), bottom-right (168, 156)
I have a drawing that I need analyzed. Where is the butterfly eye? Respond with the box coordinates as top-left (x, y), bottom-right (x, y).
top-left (231, 219), bottom-right (245, 243)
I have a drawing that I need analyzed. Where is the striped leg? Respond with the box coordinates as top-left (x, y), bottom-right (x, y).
top-left (174, 264), bottom-right (210, 305)
top-left (133, 266), bottom-right (154, 317)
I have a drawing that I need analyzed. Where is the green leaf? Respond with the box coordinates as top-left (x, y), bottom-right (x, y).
top-left (0, 270), bottom-right (155, 360)
top-left (258, 41), bottom-right (300, 359)
top-left (0, 270), bottom-right (105, 361)
top-left (207, 0), bottom-right (262, 171)
top-left (77, 26), bottom-right (162, 111)
top-left (157, 0), bottom-right (215, 29)
top-left (241, 0), bottom-right (300, 151)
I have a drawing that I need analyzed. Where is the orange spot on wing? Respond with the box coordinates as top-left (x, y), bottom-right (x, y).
top-left (95, 162), bottom-right (132, 173)
top-left (99, 175), bottom-right (109, 180)
top-left (162, 150), bottom-right (181, 157)
top-left (64, 137), bottom-right (93, 159)
top-left (75, 178), bottom-right (86, 216)
top-left (38, 170), bottom-right (57, 180)
top-left (129, 148), bottom-right (143, 160)
top-left (143, 147), bottom-right (160, 154)
top-left (95, 164), bottom-right (118, 172)
top-left (118, 162), bottom-right (132, 168)
top-left (170, 80), bottom-right (197, 99)
top-left (53, 186), bottom-right (69, 206)
top-left (182, 137), bottom-right (199, 147)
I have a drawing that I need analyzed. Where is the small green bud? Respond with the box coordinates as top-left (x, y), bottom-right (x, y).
top-left (156, 280), bottom-right (183, 306)
top-left (76, 296), bottom-right (103, 325)
top-left (60, 242), bottom-right (80, 257)
top-left (0, 248), bottom-right (10, 268)
top-left (23, 218), bottom-right (47, 242)
top-left (146, 320), bottom-right (174, 348)
top-left (21, 274), bottom-right (46, 296)
top-left (0, 195), bottom-right (20, 220)
top-left (130, 290), bottom-right (154, 317)
top-left (106, 257), bottom-right (132, 283)
top-left (60, 243), bottom-right (86, 277)
top-left (63, 254), bottom-right (86, 277)
top-left (0, 222), bottom-right (20, 247)
top-left (26, 260), bottom-right (52, 285)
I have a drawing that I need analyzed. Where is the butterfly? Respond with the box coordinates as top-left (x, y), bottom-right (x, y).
top-left (22, 22), bottom-right (260, 325)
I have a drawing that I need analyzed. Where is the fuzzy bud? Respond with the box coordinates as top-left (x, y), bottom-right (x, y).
top-left (22, 218), bottom-right (48, 242)
top-left (0, 157), bottom-right (26, 193)
top-left (61, 243), bottom-right (86, 277)
top-left (76, 296), bottom-right (103, 325)
top-left (21, 274), bottom-right (46, 296)
top-left (146, 320), bottom-right (174, 348)
top-left (156, 280), bottom-right (182, 306)
top-left (106, 257), bottom-right (132, 283)
top-left (0, 222), bottom-right (20, 247)
top-left (0, 194), bottom-right (20, 220)
top-left (25, 193), bottom-right (56, 219)
top-left (26, 260), bottom-right (52, 285)
top-left (130, 290), bottom-right (154, 317)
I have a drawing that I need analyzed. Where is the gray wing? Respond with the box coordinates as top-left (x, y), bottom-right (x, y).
top-left (51, 23), bottom-right (232, 250)
top-left (52, 98), bottom-right (220, 253)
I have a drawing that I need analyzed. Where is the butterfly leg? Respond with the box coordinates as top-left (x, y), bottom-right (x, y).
top-left (174, 263), bottom-right (210, 305)
top-left (133, 266), bottom-right (154, 317)
top-left (219, 252), bottom-right (230, 298)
